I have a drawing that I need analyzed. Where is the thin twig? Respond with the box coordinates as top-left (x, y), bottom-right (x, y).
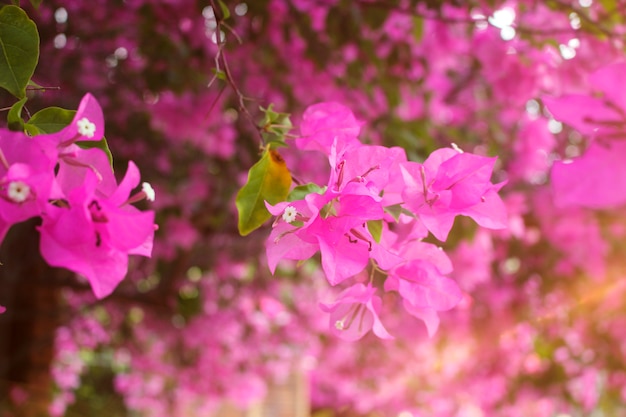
top-left (209, 0), bottom-right (266, 145)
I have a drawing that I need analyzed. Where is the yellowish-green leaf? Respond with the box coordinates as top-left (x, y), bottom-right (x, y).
top-left (217, 0), bottom-right (230, 20)
top-left (367, 219), bottom-right (383, 243)
top-left (236, 147), bottom-right (292, 236)
top-left (287, 183), bottom-right (326, 202)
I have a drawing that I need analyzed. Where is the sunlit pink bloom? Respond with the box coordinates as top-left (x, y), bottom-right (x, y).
top-left (401, 148), bottom-right (507, 241)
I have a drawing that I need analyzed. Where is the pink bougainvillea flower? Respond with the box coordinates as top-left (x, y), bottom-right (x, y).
top-left (384, 241), bottom-right (463, 336)
top-left (400, 147), bottom-right (507, 241)
top-left (320, 283), bottom-right (393, 341)
top-left (34, 93), bottom-right (106, 170)
top-left (53, 146), bottom-right (118, 200)
top-left (327, 139), bottom-right (408, 206)
top-left (54, 93), bottom-right (105, 145)
top-left (0, 128), bottom-right (55, 241)
top-left (0, 305), bottom-right (5, 314)
top-left (265, 199), bottom-right (320, 273)
top-left (39, 161), bottom-right (155, 299)
top-left (31, 93), bottom-right (114, 200)
top-left (266, 190), bottom-right (384, 285)
top-left (295, 102), bottom-right (363, 155)
top-left (387, 260), bottom-right (462, 311)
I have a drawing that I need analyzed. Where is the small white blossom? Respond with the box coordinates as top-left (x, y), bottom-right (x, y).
top-left (334, 320), bottom-right (345, 330)
top-left (7, 181), bottom-right (30, 203)
top-left (142, 182), bottom-right (156, 202)
top-left (451, 143), bottom-right (464, 153)
top-left (77, 117), bottom-right (96, 138)
top-left (282, 206), bottom-right (297, 223)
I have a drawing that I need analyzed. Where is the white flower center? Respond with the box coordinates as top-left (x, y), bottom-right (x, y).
top-left (282, 206), bottom-right (297, 223)
top-left (142, 182), bottom-right (156, 202)
top-left (8, 181), bottom-right (30, 203)
top-left (77, 117), bottom-right (96, 138)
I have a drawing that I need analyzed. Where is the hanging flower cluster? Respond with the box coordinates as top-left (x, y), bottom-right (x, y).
top-left (0, 94), bottom-right (156, 299)
top-left (265, 102), bottom-right (507, 340)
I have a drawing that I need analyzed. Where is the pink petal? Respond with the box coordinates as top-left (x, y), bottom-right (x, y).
top-left (74, 93), bottom-right (105, 141)
top-left (296, 102), bottom-right (362, 154)
top-left (460, 188), bottom-right (508, 230)
top-left (395, 262), bottom-right (463, 311)
top-left (542, 95), bottom-right (617, 136)
top-left (39, 223), bottom-right (128, 299)
top-left (109, 161), bottom-right (141, 205)
top-left (265, 223), bottom-right (318, 273)
top-left (403, 301), bottom-right (440, 337)
top-left (318, 233), bottom-right (370, 285)
top-left (551, 139), bottom-right (626, 208)
top-left (588, 62), bottom-right (626, 113)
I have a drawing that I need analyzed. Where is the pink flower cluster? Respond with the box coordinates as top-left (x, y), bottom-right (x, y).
top-left (266, 102), bottom-right (507, 340)
top-left (0, 94), bottom-right (156, 299)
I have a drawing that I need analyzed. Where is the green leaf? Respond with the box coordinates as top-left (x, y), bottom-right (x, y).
top-left (259, 104), bottom-right (293, 144)
top-left (0, 5), bottom-right (39, 98)
top-left (210, 68), bottom-right (226, 81)
top-left (384, 204), bottom-right (403, 222)
top-left (7, 97), bottom-right (27, 131)
top-left (236, 147), bottom-right (292, 236)
top-left (25, 106), bottom-right (74, 134)
top-left (287, 183), bottom-right (326, 202)
top-left (413, 16), bottom-right (424, 41)
top-left (75, 138), bottom-right (114, 167)
top-left (29, 0), bottom-right (43, 8)
top-left (25, 106), bottom-right (113, 166)
top-left (367, 220), bottom-right (383, 244)
top-left (217, 0), bottom-right (231, 20)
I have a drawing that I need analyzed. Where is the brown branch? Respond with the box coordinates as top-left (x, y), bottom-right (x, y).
top-left (209, 0), bottom-right (266, 146)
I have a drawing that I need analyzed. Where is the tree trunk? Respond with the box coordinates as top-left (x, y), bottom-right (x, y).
top-left (0, 219), bottom-right (66, 416)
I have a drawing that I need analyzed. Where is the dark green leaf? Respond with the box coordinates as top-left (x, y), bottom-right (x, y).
top-left (25, 106), bottom-right (75, 134)
top-left (75, 138), bottom-right (114, 167)
top-left (0, 5), bottom-right (39, 98)
top-left (7, 97), bottom-right (27, 131)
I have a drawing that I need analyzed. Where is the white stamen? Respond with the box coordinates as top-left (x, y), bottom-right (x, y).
top-left (142, 182), bottom-right (155, 202)
top-left (451, 143), bottom-right (464, 153)
top-left (335, 320), bottom-right (345, 330)
top-left (77, 117), bottom-right (96, 138)
top-left (8, 181), bottom-right (30, 203)
top-left (282, 206), bottom-right (297, 223)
